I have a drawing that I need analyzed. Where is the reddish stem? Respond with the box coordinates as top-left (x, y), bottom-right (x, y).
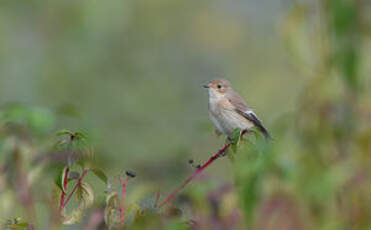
top-left (158, 143), bottom-right (232, 208)
top-left (60, 135), bottom-right (76, 211)
top-left (61, 169), bottom-right (89, 209)
top-left (154, 188), bottom-right (160, 208)
top-left (59, 167), bottom-right (70, 211)
top-left (120, 177), bottom-right (129, 230)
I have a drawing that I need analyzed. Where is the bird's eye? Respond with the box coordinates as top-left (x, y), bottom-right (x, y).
top-left (217, 84), bottom-right (222, 89)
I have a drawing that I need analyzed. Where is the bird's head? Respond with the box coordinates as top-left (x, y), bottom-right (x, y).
top-left (203, 79), bottom-right (232, 96)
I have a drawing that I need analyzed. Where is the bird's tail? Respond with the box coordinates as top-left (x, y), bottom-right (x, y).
top-left (259, 126), bottom-right (271, 140)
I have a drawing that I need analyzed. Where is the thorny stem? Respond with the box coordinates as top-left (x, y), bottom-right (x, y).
top-left (61, 169), bottom-right (89, 209)
top-left (158, 130), bottom-right (247, 208)
top-left (59, 167), bottom-right (70, 211)
top-left (120, 177), bottom-right (129, 230)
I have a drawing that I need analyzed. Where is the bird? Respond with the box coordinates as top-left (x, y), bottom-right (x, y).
top-left (203, 79), bottom-right (270, 140)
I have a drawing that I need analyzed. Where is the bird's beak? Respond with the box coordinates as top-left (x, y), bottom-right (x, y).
top-left (202, 83), bottom-right (209, 88)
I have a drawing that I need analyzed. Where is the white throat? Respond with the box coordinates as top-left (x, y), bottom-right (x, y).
top-left (208, 89), bottom-right (224, 103)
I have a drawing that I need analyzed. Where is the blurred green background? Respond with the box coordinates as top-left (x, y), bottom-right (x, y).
top-left (0, 0), bottom-right (370, 229)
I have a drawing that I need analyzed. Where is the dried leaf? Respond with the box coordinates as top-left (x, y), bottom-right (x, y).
top-left (104, 192), bottom-right (120, 228)
top-left (62, 182), bottom-right (94, 225)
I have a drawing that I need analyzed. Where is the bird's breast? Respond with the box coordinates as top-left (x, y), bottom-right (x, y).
top-left (208, 97), bottom-right (254, 136)
top-left (208, 97), bottom-right (227, 117)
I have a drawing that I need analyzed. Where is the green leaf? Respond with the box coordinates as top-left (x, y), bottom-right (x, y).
top-left (231, 128), bottom-right (241, 145)
top-left (74, 131), bottom-right (86, 140)
top-left (55, 166), bottom-right (68, 193)
top-left (231, 128), bottom-right (242, 152)
top-left (91, 168), bottom-right (108, 185)
top-left (62, 182), bottom-right (94, 225)
top-left (56, 129), bottom-right (73, 137)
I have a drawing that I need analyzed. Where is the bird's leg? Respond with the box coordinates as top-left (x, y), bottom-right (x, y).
top-left (215, 129), bottom-right (223, 136)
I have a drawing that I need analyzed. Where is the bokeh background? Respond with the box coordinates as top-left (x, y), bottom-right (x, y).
top-left (0, 0), bottom-right (370, 229)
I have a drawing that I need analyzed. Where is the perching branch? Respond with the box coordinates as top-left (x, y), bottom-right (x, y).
top-left (158, 130), bottom-right (247, 208)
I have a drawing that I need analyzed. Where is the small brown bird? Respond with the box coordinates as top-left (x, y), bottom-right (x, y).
top-left (203, 79), bottom-right (270, 139)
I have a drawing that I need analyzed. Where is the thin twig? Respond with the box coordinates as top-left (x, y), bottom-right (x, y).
top-left (158, 130), bottom-right (248, 208)
top-left (61, 169), bottom-right (89, 208)
top-left (158, 143), bottom-right (232, 208)
top-left (119, 177), bottom-right (129, 230)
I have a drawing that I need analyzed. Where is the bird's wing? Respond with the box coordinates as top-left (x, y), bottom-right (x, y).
top-left (226, 91), bottom-right (250, 112)
top-left (226, 91), bottom-right (270, 139)
top-left (237, 110), bottom-right (270, 139)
